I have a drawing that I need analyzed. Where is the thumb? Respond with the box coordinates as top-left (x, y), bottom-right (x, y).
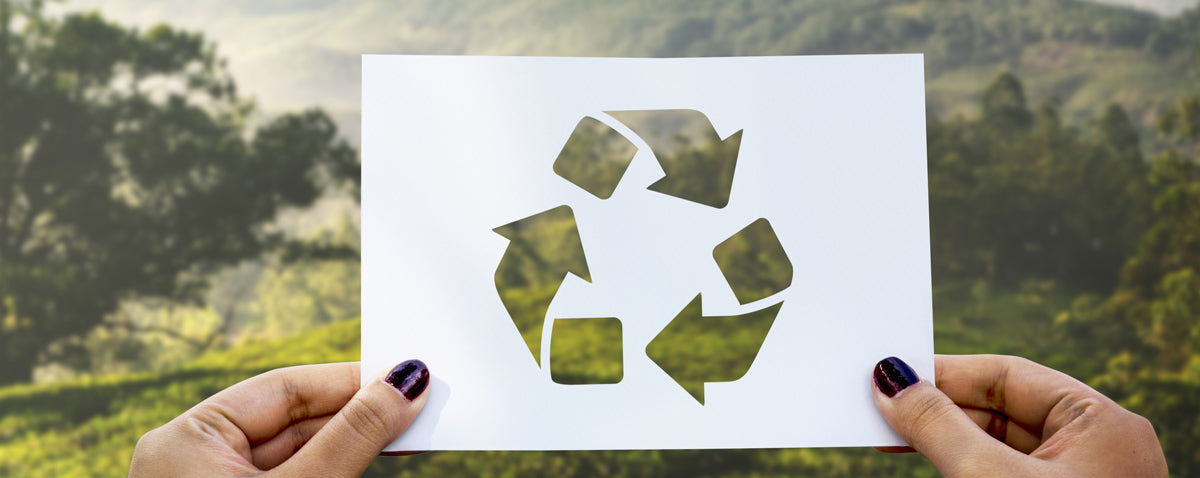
top-left (872, 356), bottom-right (1021, 477)
top-left (275, 360), bottom-right (430, 477)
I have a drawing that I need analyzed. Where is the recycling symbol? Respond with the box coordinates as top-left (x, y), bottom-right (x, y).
top-left (493, 110), bottom-right (793, 404)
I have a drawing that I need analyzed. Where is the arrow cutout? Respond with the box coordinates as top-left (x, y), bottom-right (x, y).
top-left (645, 293), bottom-right (783, 404)
top-left (607, 109), bottom-right (742, 209)
top-left (494, 205), bottom-right (592, 367)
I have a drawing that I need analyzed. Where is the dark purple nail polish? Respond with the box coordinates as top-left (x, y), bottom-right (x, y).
top-left (386, 359), bottom-right (429, 400)
top-left (874, 356), bottom-right (919, 398)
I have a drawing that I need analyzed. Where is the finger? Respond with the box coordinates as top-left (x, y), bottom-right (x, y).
top-left (960, 407), bottom-right (1042, 454)
top-left (273, 360), bottom-right (430, 478)
top-left (873, 356), bottom-right (1031, 476)
top-left (935, 355), bottom-right (1101, 436)
top-left (874, 407), bottom-right (1043, 455)
top-left (200, 362), bottom-right (362, 444)
top-left (250, 414), bottom-right (336, 470)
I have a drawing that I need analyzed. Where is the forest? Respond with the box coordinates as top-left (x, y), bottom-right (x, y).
top-left (2, 0), bottom-right (1200, 476)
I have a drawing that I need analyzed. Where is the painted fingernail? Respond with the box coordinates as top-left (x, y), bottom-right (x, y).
top-left (874, 356), bottom-right (919, 398)
top-left (385, 359), bottom-right (430, 400)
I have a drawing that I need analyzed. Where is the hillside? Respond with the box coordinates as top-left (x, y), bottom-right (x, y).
top-left (0, 282), bottom-right (1080, 477)
top-left (60, 0), bottom-right (1200, 145)
top-left (0, 319), bottom-right (361, 477)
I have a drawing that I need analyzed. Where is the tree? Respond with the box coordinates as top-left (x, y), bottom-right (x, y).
top-left (248, 215), bottom-right (361, 340)
top-left (927, 73), bottom-right (1150, 290)
top-left (1156, 95), bottom-right (1200, 140)
top-left (1056, 150), bottom-right (1200, 474)
top-left (0, 2), bottom-right (357, 385)
top-left (980, 71), bottom-right (1034, 134)
top-left (1053, 88), bottom-right (1200, 473)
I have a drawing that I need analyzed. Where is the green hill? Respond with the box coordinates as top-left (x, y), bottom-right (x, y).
top-left (0, 283), bottom-right (1074, 478)
top-left (67, 0), bottom-right (1200, 145)
top-left (0, 317), bottom-right (914, 477)
top-left (0, 319), bottom-right (360, 477)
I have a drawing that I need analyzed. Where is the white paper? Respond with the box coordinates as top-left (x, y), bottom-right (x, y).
top-left (362, 54), bottom-right (932, 451)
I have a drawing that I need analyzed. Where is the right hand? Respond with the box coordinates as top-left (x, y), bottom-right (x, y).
top-left (871, 354), bottom-right (1168, 477)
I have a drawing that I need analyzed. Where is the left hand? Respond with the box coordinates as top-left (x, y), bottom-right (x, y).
top-left (129, 361), bottom-right (429, 477)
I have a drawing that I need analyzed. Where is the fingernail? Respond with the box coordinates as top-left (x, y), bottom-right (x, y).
top-left (385, 359), bottom-right (430, 400)
top-left (874, 356), bottom-right (919, 398)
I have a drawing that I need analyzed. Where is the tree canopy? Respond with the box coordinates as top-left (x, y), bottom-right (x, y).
top-left (927, 73), bottom-right (1150, 291)
top-left (0, 1), bottom-right (356, 385)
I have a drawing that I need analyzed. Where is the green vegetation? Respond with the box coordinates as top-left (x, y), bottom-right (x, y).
top-left (0, 317), bottom-right (920, 477)
top-left (0, 285), bottom-right (1081, 477)
top-left (6, 72), bottom-right (1197, 474)
top-left (713, 218), bottom-right (793, 304)
top-left (553, 117), bottom-right (639, 200)
top-left (550, 317), bottom-right (625, 385)
top-left (928, 73), bottom-right (1151, 292)
top-left (4, 0), bottom-right (1200, 475)
top-left (494, 205), bottom-right (591, 366)
top-left (275, 0), bottom-right (1199, 136)
top-left (0, 0), bottom-right (358, 385)
top-left (644, 296), bottom-right (782, 404)
top-left (0, 318), bottom-right (361, 477)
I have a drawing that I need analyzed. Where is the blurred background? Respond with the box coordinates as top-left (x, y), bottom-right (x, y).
top-left (2, 0), bottom-right (1199, 476)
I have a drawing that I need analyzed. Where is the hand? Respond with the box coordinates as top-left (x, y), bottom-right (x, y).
top-left (872, 354), bottom-right (1167, 477)
top-left (130, 360), bottom-right (430, 477)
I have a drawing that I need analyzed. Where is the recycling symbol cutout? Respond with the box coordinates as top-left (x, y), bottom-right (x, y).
top-left (493, 109), bottom-right (793, 404)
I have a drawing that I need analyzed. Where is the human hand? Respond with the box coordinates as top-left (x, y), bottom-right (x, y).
top-left (130, 360), bottom-right (429, 477)
top-left (872, 354), bottom-right (1167, 477)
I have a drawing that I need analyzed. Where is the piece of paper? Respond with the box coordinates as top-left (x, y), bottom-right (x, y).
top-left (362, 54), bottom-right (932, 451)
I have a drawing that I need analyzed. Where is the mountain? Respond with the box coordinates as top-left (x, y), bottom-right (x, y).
top-left (56, 0), bottom-right (1200, 147)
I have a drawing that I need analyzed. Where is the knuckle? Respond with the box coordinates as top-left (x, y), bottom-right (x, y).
top-left (1134, 413), bottom-right (1156, 433)
top-left (281, 378), bottom-right (311, 423)
top-left (257, 367), bottom-right (288, 385)
top-left (340, 396), bottom-right (396, 445)
top-left (902, 391), bottom-right (958, 449)
top-left (1066, 394), bottom-right (1099, 414)
top-left (130, 425), bottom-right (173, 475)
top-left (288, 420), bottom-right (313, 453)
top-left (1006, 355), bottom-right (1036, 368)
top-left (134, 426), bottom-right (163, 453)
top-left (1124, 410), bottom-right (1158, 439)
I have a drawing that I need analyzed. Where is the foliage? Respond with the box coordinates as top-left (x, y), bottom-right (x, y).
top-left (1157, 95), bottom-right (1200, 140)
top-left (928, 73), bottom-right (1151, 291)
top-left (0, 316), bottom-right (931, 477)
top-left (293, 0), bottom-right (1199, 134)
top-left (34, 300), bottom-right (226, 380)
top-left (0, 318), bottom-right (361, 478)
top-left (1146, 4), bottom-right (1200, 58)
top-left (21, 214), bottom-right (363, 380)
top-left (1056, 143), bottom-right (1200, 475)
top-left (0, 282), bottom-right (1082, 478)
top-left (244, 215), bottom-right (361, 340)
top-left (0, 1), bottom-right (356, 385)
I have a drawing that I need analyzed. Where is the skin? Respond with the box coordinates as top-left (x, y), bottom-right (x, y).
top-left (129, 362), bottom-right (427, 478)
top-left (873, 354), bottom-right (1169, 477)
